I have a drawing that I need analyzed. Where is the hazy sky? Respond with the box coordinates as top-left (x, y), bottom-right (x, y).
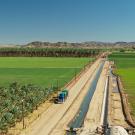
top-left (0, 0), bottom-right (135, 44)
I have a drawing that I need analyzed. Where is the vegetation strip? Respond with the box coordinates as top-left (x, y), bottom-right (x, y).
top-left (0, 47), bottom-right (100, 57)
top-left (0, 57), bottom-right (92, 87)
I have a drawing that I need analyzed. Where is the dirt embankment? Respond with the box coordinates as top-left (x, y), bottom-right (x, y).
top-left (117, 77), bottom-right (135, 128)
top-left (108, 72), bottom-right (128, 127)
top-left (109, 61), bottom-right (135, 129)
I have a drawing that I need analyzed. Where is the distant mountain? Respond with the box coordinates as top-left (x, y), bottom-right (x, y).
top-left (1, 41), bottom-right (135, 49)
top-left (23, 41), bottom-right (135, 49)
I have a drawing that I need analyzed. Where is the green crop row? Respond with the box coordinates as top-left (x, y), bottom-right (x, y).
top-left (0, 57), bottom-right (92, 87)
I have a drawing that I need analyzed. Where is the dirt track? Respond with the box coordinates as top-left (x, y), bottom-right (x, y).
top-left (50, 60), bottom-right (102, 135)
top-left (108, 71), bottom-right (129, 128)
top-left (20, 59), bottom-right (102, 135)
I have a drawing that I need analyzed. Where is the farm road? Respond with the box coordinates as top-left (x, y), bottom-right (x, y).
top-left (49, 60), bottom-right (103, 135)
top-left (108, 69), bottom-right (129, 127)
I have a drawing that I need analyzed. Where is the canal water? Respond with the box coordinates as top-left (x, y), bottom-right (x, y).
top-left (67, 60), bottom-right (105, 135)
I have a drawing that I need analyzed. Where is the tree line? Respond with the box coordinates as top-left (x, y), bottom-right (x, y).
top-left (0, 47), bottom-right (101, 57)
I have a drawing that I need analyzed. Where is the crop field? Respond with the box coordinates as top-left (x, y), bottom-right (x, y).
top-left (0, 57), bottom-right (92, 87)
top-left (109, 52), bottom-right (135, 117)
top-left (0, 57), bottom-right (93, 133)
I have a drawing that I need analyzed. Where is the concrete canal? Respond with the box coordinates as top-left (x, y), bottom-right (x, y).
top-left (67, 60), bottom-right (105, 135)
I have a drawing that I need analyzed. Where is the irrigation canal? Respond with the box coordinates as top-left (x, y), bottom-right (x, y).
top-left (67, 60), bottom-right (105, 135)
top-left (103, 75), bottom-right (109, 135)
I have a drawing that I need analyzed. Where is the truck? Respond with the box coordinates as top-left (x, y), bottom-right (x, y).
top-left (54, 89), bottom-right (69, 104)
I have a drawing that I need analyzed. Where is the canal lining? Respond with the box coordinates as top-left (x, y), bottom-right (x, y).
top-left (67, 61), bottom-right (105, 135)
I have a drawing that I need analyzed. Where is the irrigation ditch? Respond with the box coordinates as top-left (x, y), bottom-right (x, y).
top-left (102, 76), bottom-right (109, 135)
top-left (109, 64), bottom-right (135, 134)
top-left (110, 69), bottom-right (135, 128)
top-left (66, 60), bottom-right (134, 135)
top-left (66, 60), bottom-right (105, 135)
top-left (117, 77), bottom-right (135, 128)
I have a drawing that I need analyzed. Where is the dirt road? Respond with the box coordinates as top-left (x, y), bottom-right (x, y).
top-left (20, 59), bottom-right (102, 135)
top-left (50, 60), bottom-right (103, 135)
top-left (108, 70), bottom-right (128, 128)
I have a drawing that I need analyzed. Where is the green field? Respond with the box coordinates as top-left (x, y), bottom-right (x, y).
top-left (109, 52), bottom-right (135, 117)
top-left (0, 57), bottom-right (92, 88)
top-left (0, 57), bottom-right (94, 132)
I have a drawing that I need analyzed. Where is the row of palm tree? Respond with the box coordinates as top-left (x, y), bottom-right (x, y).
top-left (0, 47), bottom-right (101, 57)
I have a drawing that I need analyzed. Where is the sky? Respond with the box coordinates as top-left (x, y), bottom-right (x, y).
top-left (0, 0), bottom-right (135, 44)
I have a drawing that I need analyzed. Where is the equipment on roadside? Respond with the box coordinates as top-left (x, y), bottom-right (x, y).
top-left (54, 89), bottom-right (68, 104)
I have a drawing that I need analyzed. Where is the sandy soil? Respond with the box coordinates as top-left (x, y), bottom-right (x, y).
top-left (80, 61), bottom-right (109, 134)
top-left (108, 74), bottom-right (129, 128)
top-left (19, 59), bottom-right (102, 135)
